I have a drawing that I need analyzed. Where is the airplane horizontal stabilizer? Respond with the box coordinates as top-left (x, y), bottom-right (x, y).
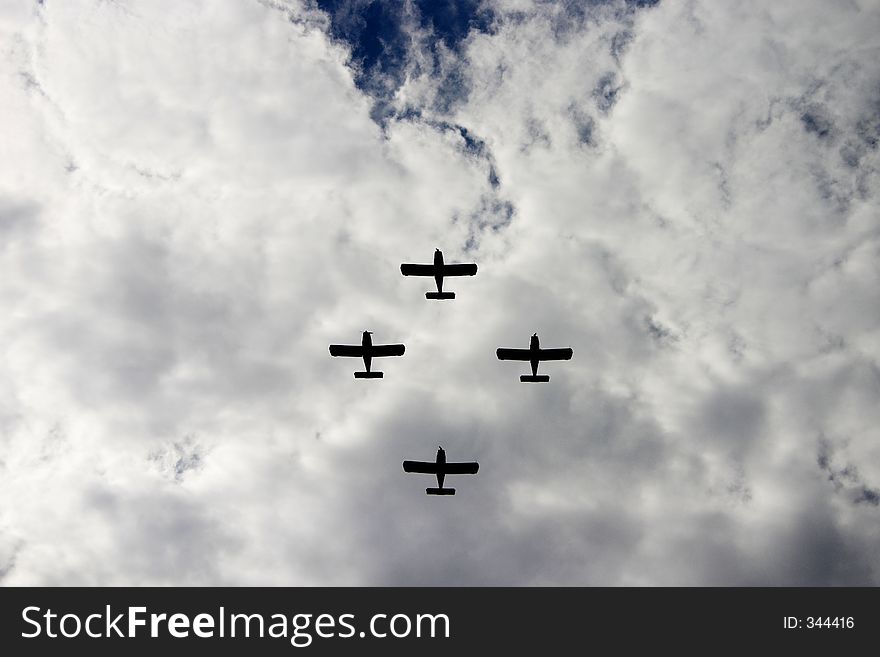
top-left (426, 488), bottom-right (456, 495)
top-left (520, 375), bottom-right (550, 383)
top-left (354, 371), bottom-right (383, 379)
top-left (426, 292), bottom-right (455, 300)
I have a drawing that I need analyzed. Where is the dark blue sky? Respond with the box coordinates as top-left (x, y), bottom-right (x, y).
top-left (315, 0), bottom-right (494, 119)
top-left (315, 1), bottom-right (659, 81)
top-left (315, 0), bottom-right (493, 73)
top-left (314, 0), bottom-right (659, 120)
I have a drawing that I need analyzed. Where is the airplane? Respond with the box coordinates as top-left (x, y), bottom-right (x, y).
top-left (496, 333), bottom-right (573, 382)
top-left (400, 248), bottom-right (478, 299)
top-left (329, 330), bottom-right (405, 379)
top-left (403, 446), bottom-right (479, 495)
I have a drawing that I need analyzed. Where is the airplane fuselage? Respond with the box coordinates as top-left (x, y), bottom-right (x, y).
top-left (434, 249), bottom-right (444, 294)
top-left (529, 333), bottom-right (540, 376)
top-left (362, 331), bottom-right (373, 372)
top-left (435, 446), bottom-right (446, 489)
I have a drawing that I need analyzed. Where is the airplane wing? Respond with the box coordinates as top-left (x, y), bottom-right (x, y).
top-left (400, 264), bottom-right (436, 276)
top-left (403, 460), bottom-right (439, 474)
top-left (369, 344), bottom-right (405, 358)
top-left (496, 348), bottom-right (532, 361)
top-left (440, 263), bottom-right (478, 277)
top-left (443, 462), bottom-right (479, 475)
top-left (537, 348), bottom-right (573, 361)
top-left (329, 345), bottom-right (363, 357)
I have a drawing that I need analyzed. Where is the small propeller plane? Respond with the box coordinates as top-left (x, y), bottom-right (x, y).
top-left (329, 331), bottom-right (405, 379)
top-left (400, 248), bottom-right (477, 299)
top-left (403, 446), bottom-right (479, 495)
top-left (496, 333), bottom-right (573, 382)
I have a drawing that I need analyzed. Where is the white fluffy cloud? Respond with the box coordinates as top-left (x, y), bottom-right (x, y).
top-left (1, 0), bottom-right (878, 585)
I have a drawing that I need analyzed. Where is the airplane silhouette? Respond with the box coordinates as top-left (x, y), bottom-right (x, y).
top-left (329, 331), bottom-right (405, 379)
top-left (400, 248), bottom-right (478, 299)
top-left (496, 333), bottom-right (573, 382)
top-left (403, 446), bottom-right (479, 495)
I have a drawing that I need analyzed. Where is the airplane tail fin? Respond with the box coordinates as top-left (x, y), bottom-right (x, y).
top-left (354, 371), bottom-right (383, 379)
top-left (426, 292), bottom-right (455, 300)
top-left (426, 487), bottom-right (456, 495)
top-left (520, 375), bottom-right (550, 383)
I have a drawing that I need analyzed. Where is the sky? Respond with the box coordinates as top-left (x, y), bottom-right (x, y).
top-left (0, 0), bottom-right (878, 585)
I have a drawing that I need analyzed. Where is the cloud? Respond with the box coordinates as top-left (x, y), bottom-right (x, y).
top-left (0, 0), bottom-right (878, 585)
